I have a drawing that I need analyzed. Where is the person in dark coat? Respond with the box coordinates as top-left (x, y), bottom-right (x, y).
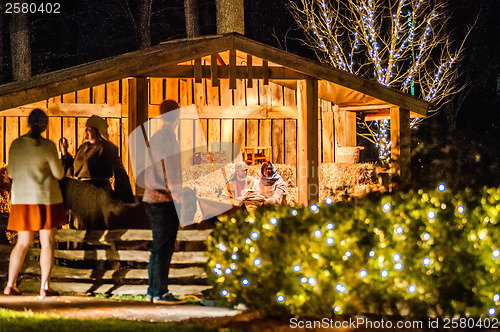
top-left (61, 115), bottom-right (144, 229)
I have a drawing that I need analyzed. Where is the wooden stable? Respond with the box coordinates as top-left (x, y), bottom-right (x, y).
top-left (0, 33), bottom-right (430, 205)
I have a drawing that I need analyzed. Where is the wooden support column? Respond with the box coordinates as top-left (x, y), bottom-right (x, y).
top-left (128, 78), bottom-right (149, 195)
top-left (210, 54), bottom-right (219, 87)
top-left (390, 106), bottom-right (410, 190)
top-left (297, 78), bottom-right (319, 205)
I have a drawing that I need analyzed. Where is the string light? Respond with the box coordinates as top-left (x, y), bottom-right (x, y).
top-left (293, 265), bottom-right (301, 272)
top-left (225, 268), bottom-right (232, 275)
top-left (314, 229), bottom-right (322, 238)
top-left (369, 250), bottom-right (376, 257)
top-left (308, 277), bottom-right (316, 285)
top-left (335, 283), bottom-right (346, 293)
top-left (245, 238), bottom-right (252, 245)
top-left (493, 249), bottom-right (500, 258)
top-left (457, 205), bottom-right (465, 214)
top-left (230, 263), bottom-right (237, 270)
top-left (221, 289), bottom-right (228, 296)
top-left (327, 222), bottom-right (335, 230)
top-left (254, 258), bottom-right (262, 266)
top-left (277, 295), bottom-right (285, 303)
top-left (438, 183), bottom-right (446, 192)
top-left (300, 277), bottom-right (308, 283)
top-left (291, 209), bottom-right (298, 216)
top-left (270, 217), bottom-right (279, 225)
top-left (395, 226), bottom-right (404, 234)
top-left (310, 204), bottom-right (319, 213)
top-left (359, 270), bottom-right (367, 278)
top-left (393, 253), bottom-right (401, 262)
top-left (488, 307), bottom-right (496, 316)
top-left (333, 305), bottom-right (341, 313)
top-left (408, 285), bottom-right (417, 293)
top-left (381, 270), bottom-right (389, 278)
top-left (394, 262), bottom-right (403, 270)
top-left (422, 232), bottom-right (431, 241)
top-left (218, 243), bottom-right (227, 251)
top-left (326, 237), bottom-right (335, 245)
top-left (427, 210), bottom-right (436, 220)
top-left (493, 294), bottom-right (499, 302)
top-left (242, 278), bottom-right (249, 286)
top-left (251, 231), bottom-right (259, 239)
top-left (423, 257), bottom-right (431, 266)
top-left (383, 202), bottom-right (391, 212)
top-left (231, 254), bottom-right (238, 261)
top-left (326, 198), bottom-right (333, 205)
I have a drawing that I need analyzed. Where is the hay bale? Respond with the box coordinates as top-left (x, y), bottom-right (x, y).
top-left (0, 164), bottom-right (11, 214)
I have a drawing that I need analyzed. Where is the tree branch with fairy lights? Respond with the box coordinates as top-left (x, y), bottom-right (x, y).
top-left (289, 0), bottom-right (468, 163)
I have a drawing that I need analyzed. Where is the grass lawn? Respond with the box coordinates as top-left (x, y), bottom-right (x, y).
top-left (0, 308), bottom-right (215, 332)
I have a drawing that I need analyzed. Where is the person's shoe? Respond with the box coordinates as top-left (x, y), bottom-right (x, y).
top-left (3, 286), bottom-right (22, 296)
top-left (39, 288), bottom-right (59, 298)
top-left (145, 294), bottom-right (154, 303)
top-left (152, 293), bottom-right (184, 304)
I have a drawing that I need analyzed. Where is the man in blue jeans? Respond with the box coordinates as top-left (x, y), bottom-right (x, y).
top-left (142, 100), bottom-right (183, 303)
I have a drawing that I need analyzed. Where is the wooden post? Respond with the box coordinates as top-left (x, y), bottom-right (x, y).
top-left (128, 78), bottom-right (149, 195)
top-left (297, 79), bottom-right (319, 205)
top-left (390, 106), bottom-right (410, 190)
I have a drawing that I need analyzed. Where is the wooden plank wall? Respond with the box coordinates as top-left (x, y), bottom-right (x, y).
top-left (0, 77), bottom-right (338, 168)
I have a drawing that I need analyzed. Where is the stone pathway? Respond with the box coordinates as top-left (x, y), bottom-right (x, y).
top-left (0, 295), bottom-right (251, 324)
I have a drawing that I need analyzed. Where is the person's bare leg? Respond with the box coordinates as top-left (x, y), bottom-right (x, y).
top-left (39, 228), bottom-right (56, 291)
top-left (6, 231), bottom-right (34, 290)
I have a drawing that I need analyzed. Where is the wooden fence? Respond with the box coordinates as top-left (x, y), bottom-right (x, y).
top-left (1, 77), bottom-right (355, 169)
top-left (19, 228), bottom-right (212, 296)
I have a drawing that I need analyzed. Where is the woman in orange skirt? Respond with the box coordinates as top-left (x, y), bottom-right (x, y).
top-left (4, 109), bottom-right (67, 298)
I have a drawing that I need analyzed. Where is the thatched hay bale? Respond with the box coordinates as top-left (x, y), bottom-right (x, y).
top-left (0, 164), bottom-right (11, 214)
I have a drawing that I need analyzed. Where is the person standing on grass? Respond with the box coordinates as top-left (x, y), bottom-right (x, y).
top-left (142, 100), bottom-right (183, 303)
top-left (4, 109), bottom-right (67, 298)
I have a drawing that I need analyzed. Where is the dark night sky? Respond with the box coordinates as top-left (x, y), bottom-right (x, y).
top-left (1, 0), bottom-right (499, 184)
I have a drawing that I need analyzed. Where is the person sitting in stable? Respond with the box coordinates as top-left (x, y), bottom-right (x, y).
top-left (247, 161), bottom-right (287, 205)
top-left (225, 161), bottom-right (255, 204)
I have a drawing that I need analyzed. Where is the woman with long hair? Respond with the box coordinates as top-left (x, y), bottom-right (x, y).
top-left (4, 109), bottom-right (66, 297)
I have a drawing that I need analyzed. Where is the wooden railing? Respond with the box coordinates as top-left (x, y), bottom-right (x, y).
top-left (19, 228), bottom-right (212, 296)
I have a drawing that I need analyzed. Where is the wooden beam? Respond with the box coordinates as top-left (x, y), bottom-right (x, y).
top-left (297, 78), bottom-right (319, 205)
top-left (54, 229), bottom-right (211, 243)
top-left (262, 60), bottom-right (269, 85)
top-left (338, 104), bottom-right (391, 112)
top-left (128, 78), bottom-right (149, 195)
top-left (390, 106), bottom-right (411, 191)
top-left (229, 49), bottom-right (236, 89)
top-left (148, 65), bottom-right (306, 80)
top-left (148, 105), bottom-right (297, 119)
top-left (194, 58), bottom-right (202, 83)
top-left (210, 54), bottom-right (219, 87)
top-left (247, 54), bottom-right (253, 88)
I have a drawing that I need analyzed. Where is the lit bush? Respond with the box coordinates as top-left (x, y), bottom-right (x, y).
top-left (206, 186), bottom-right (500, 318)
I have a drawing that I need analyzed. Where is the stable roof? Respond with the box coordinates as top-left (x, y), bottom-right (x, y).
top-left (0, 33), bottom-right (431, 117)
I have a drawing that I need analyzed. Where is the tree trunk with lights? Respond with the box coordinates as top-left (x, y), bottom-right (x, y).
top-left (216, 0), bottom-right (245, 35)
top-left (290, 0), bottom-right (464, 167)
top-left (10, 10), bottom-right (31, 81)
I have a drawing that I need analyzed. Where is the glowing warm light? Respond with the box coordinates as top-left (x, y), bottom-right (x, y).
top-left (428, 210), bottom-right (436, 219)
top-left (293, 265), bottom-right (301, 272)
top-left (423, 257), bottom-right (431, 266)
top-left (314, 229), bottom-right (322, 238)
top-left (488, 307), bottom-right (496, 316)
top-left (291, 209), bottom-right (298, 216)
top-left (300, 277), bottom-right (308, 283)
top-left (326, 237), bottom-right (335, 245)
top-left (438, 183), bottom-right (446, 192)
top-left (231, 254), bottom-right (238, 260)
top-left (369, 250), bottom-right (376, 257)
top-left (493, 293), bottom-right (499, 302)
top-left (383, 202), bottom-right (391, 212)
top-left (345, 250), bottom-right (351, 257)
top-left (394, 262), bottom-right (403, 270)
top-left (396, 226), bottom-right (404, 234)
top-left (333, 305), bottom-right (341, 313)
top-left (493, 249), bottom-right (500, 258)
top-left (251, 231), bottom-right (259, 239)
top-left (270, 217), bottom-right (279, 225)
top-left (359, 270), bottom-right (367, 278)
top-left (245, 238), bottom-right (252, 245)
top-left (248, 217), bottom-right (255, 224)
top-left (326, 198), bottom-right (333, 205)
top-left (218, 243), bottom-right (227, 251)
top-left (253, 258), bottom-right (262, 266)
top-left (213, 268), bottom-right (222, 275)
top-left (225, 268), bottom-right (232, 275)
top-left (242, 278), bottom-right (249, 286)
top-left (230, 263), bottom-right (237, 270)
top-left (277, 295), bottom-right (285, 302)
top-left (310, 204), bottom-right (319, 212)
top-left (457, 205), bottom-right (465, 214)
top-left (393, 253), bottom-right (401, 262)
top-left (327, 222), bottom-right (335, 230)
top-left (381, 270), bottom-right (389, 278)
top-left (422, 232), bottom-right (431, 241)
top-left (408, 285), bottom-right (416, 293)
top-left (215, 263), bottom-right (222, 269)
top-left (308, 277), bottom-right (316, 285)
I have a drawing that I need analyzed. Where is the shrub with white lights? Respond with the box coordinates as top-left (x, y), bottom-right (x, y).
top-left (206, 185), bottom-right (500, 318)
